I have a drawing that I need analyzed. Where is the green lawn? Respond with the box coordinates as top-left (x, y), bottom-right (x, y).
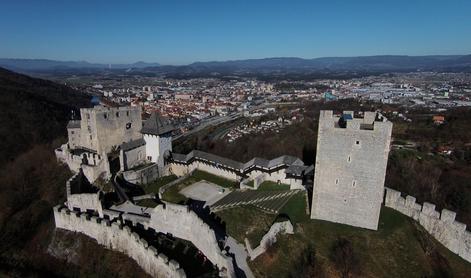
top-left (192, 170), bottom-right (238, 188)
top-left (257, 181), bottom-right (290, 191)
top-left (142, 175), bottom-right (178, 194)
top-left (278, 192), bottom-right (310, 224)
top-left (135, 198), bottom-right (159, 208)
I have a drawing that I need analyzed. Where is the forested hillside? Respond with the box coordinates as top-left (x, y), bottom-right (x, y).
top-left (0, 67), bottom-right (91, 166)
top-left (0, 68), bottom-right (149, 277)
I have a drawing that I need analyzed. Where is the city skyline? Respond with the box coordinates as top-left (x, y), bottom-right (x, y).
top-left (1, 0), bottom-right (470, 65)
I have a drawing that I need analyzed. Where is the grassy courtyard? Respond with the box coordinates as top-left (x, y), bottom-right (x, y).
top-left (143, 170), bottom-right (237, 204)
top-left (142, 174), bottom-right (178, 194)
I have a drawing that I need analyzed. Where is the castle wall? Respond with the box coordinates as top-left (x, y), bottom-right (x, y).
top-left (169, 163), bottom-right (191, 177)
top-left (65, 172), bottom-right (104, 217)
top-left (81, 155), bottom-right (110, 183)
top-left (384, 188), bottom-right (471, 263)
top-left (158, 135), bottom-right (172, 171)
top-left (56, 143), bottom-right (110, 183)
top-left (143, 203), bottom-right (235, 277)
top-left (123, 163), bottom-right (159, 185)
top-left (67, 193), bottom-right (103, 216)
top-left (169, 161), bottom-right (239, 182)
top-left (169, 161), bottom-right (303, 189)
top-left (311, 110), bottom-right (392, 230)
top-left (53, 206), bottom-right (186, 278)
top-left (79, 106), bottom-right (142, 154)
top-left (120, 145), bottom-right (146, 171)
top-left (67, 127), bottom-right (81, 149)
top-left (245, 221), bottom-right (294, 260)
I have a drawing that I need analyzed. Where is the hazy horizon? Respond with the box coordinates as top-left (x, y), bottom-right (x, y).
top-left (2, 53), bottom-right (471, 67)
top-left (1, 0), bottom-right (470, 65)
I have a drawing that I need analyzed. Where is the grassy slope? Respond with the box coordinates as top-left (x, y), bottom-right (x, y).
top-left (217, 191), bottom-right (471, 277)
top-left (216, 191), bottom-right (308, 246)
top-left (249, 207), bottom-right (471, 278)
top-left (257, 181), bottom-right (290, 191)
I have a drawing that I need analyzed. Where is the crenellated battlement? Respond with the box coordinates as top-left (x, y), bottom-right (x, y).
top-left (149, 202), bottom-right (236, 277)
top-left (384, 188), bottom-right (471, 263)
top-left (53, 205), bottom-right (186, 278)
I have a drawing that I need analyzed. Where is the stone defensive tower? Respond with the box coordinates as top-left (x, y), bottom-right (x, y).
top-left (141, 112), bottom-right (174, 173)
top-left (311, 110), bottom-right (392, 230)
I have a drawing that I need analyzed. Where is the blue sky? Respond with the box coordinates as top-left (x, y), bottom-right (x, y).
top-left (0, 0), bottom-right (470, 65)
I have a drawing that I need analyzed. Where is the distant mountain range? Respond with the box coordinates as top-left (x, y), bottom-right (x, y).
top-left (187, 55), bottom-right (471, 71)
top-left (0, 58), bottom-right (160, 71)
top-left (1, 55), bottom-right (471, 74)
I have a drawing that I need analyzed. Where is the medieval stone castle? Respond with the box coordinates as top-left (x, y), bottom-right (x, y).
top-left (53, 105), bottom-right (471, 277)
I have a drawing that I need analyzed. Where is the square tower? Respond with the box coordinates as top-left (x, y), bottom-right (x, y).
top-left (141, 112), bottom-right (174, 173)
top-left (311, 110), bottom-right (392, 230)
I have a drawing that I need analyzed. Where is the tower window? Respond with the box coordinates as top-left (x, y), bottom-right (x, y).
top-left (348, 156), bottom-right (351, 162)
top-left (335, 179), bottom-right (339, 185)
top-left (352, 180), bottom-right (356, 187)
top-left (356, 140), bottom-right (360, 145)
top-left (116, 112), bottom-right (120, 117)
top-left (104, 114), bottom-right (107, 119)
top-left (126, 123), bottom-right (132, 129)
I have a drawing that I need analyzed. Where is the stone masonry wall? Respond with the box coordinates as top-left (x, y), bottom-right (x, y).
top-left (169, 161), bottom-right (239, 181)
top-left (311, 110), bottom-right (392, 230)
top-left (245, 220), bottom-right (294, 260)
top-left (65, 173), bottom-right (104, 217)
top-left (384, 187), bottom-right (471, 263)
top-left (53, 205), bottom-right (186, 278)
top-left (123, 163), bottom-right (159, 185)
top-left (145, 202), bottom-right (236, 277)
top-left (169, 161), bottom-right (303, 189)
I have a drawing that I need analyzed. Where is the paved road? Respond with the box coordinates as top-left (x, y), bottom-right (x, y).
top-left (225, 236), bottom-right (255, 278)
top-left (173, 102), bottom-right (298, 141)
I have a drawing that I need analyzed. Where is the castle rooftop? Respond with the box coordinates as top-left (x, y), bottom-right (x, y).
top-left (141, 112), bottom-right (175, 136)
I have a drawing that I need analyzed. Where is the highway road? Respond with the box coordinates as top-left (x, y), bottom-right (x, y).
top-left (172, 102), bottom-right (297, 141)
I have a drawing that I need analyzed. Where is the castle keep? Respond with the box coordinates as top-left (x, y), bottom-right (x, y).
top-left (311, 110), bottom-right (392, 230)
top-left (56, 105), bottom-right (174, 184)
